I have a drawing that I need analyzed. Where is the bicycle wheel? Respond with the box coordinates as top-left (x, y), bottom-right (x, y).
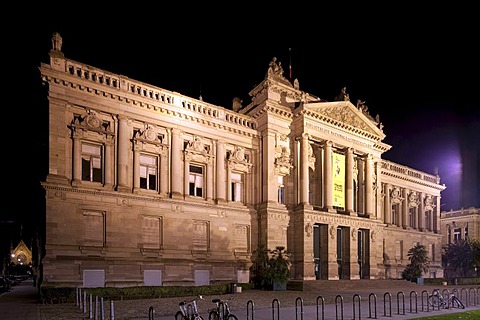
top-left (451, 296), bottom-right (465, 309)
top-left (208, 310), bottom-right (219, 320)
top-left (175, 311), bottom-right (187, 320)
top-left (428, 294), bottom-right (441, 309)
top-left (226, 314), bottom-right (239, 320)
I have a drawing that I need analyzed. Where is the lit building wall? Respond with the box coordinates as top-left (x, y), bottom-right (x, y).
top-left (39, 32), bottom-right (446, 287)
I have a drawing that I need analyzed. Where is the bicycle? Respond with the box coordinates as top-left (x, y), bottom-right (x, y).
top-left (428, 289), bottom-right (465, 309)
top-left (175, 295), bottom-right (205, 320)
top-left (208, 296), bottom-right (238, 320)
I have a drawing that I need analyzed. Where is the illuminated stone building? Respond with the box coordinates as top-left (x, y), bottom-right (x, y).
top-left (39, 33), bottom-right (446, 288)
top-left (10, 240), bottom-right (33, 267)
top-left (440, 207), bottom-right (480, 245)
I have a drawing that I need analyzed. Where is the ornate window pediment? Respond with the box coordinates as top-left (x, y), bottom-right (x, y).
top-left (227, 146), bottom-right (252, 173)
top-left (185, 136), bottom-right (211, 164)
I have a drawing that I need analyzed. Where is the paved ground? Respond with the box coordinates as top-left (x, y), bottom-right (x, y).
top-left (1, 279), bottom-right (479, 319)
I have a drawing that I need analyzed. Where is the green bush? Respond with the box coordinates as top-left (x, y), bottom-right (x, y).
top-left (40, 284), bottom-right (231, 303)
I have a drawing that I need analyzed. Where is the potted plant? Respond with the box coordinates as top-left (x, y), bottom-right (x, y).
top-left (253, 245), bottom-right (291, 290)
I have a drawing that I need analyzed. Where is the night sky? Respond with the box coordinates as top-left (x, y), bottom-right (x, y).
top-left (3, 9), bottom-right (479, 259)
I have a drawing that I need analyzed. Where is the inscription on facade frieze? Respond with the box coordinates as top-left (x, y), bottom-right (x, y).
top-left (306, 122), bottom-right (373, 148)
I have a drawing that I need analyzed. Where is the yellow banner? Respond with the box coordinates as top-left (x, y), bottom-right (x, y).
top-left (332, 152), bottom-right (345, 208)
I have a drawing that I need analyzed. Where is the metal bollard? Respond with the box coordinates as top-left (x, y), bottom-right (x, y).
top-left (110, 300), bottom-right (114, 320)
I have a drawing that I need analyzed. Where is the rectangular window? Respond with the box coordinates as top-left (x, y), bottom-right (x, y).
top-left (392, 205), bottom-right (399, 225)
top-left (231, 172), bottom-right (243, 202)
top-left (140, 154), bottom-right (158, 190)
top-left (189, 165), bottom-right (204, 197)
top-left (409, 207), bottom-right (416, 228)
top-left (278, 176), bottom-right (285, 204)
top-left (83, 211), bottom-right (105, 247)
top-left (81, 142), bottom-right (103, 182)
top-left (142, 216), bottom-right (162, 249)
top-left (453, 228), bottom-right (461, 243)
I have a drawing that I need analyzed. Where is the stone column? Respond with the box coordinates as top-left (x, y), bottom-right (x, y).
top-left (435, 196), bottom-right (441, 233)
top-left (300, 133), bottom-right (310, 205)
top-left (207, 156), bottom-right (213, 201)
top-left (327, 225), bottom-right (339, 280)
top-left (104, 139), bottom-right (113, 189)
top-left (159, 147), bottom-right (169, 197)
top-left (418, 192), bottom-right (424, 231)
top-left (263, 130), bottom-right (277, 203)
top-left (227, 163), bottom-right (232, 201)
top-left (216, 140), bottom-right (226, 203)
top-left (402, 188), bottom-right (409, 229)
top-left (349, 229), bottom-right (360, 280)
top-left (184, 154), bottom-right (190, 197)
top-left (365, 154), bottom-right (374, 216)
top-left (346, 148), bottom-right (354, 214)
top-left (72, 133), bottom-right (81, 183)
top-left (384, 183), bottom-right (391, 224)
top-left (374, 161), bottom-right (382, 220)
top-left (324, 141), bottom-right (333, 210)
top-left (170, 129), bottom-right (183, 198)
top-left (117, 115), bottom-right (130, 191)
top-left (133, 147), bottom-right (140, 191)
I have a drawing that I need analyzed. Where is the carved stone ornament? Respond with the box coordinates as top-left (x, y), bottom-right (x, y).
top-left (186, 137), bottom-right (205, 153)
top-left (144, 125), bottom-right (157, 141)
top-left (233, 146), bottom-right (245, 161)
top-left (305, 223), bottom-right (313, 237)
top-left (390, 187), bottom-right (403, 204)
top-left (408, 191), bottom-right (419, 208)
top-left (329, 226), bottom-right (336, 239)
top-left (85, 110), bottom-right (102, 129)
top-left (424, 195), bottom-right (435, 211)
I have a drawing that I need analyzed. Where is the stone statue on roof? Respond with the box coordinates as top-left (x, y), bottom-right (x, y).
top-left (335, 87), bottom-right (350, 101)
top-left (268, 57), bottom-right (284, 76)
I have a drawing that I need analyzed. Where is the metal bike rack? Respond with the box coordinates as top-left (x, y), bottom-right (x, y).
top-left (367, 293), bottom-right (377, 319)
top-left (335, 294), bottom-right (344, 320)
top-left (295, 297), bottom-right (304, 320)
top-left (421, 290), bottom-right (429, 312)
top-left (148, 306), bottom-right (155, 320)
top-left (396, 291), bottom-right (405, 315)
top-left (316, 296), bottom-right (325, 320)
top-left (352, 293), bottom-right (361, 320)
top-left (272, 298), bottom-right (280, 320)
top-left (468, 288), bottom-right (476, 306)
top-left (409, 290), bottom-right (418, 314)
top-left (383, 292), bottom-right (392, 317)
top-left (246, 300), bottom-right (255, 320)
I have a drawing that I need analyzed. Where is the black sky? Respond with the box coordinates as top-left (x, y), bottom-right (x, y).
top-left (3, 8), bottom-right (479, 255)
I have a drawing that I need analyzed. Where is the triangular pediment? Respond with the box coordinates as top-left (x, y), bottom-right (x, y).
top-left (303, 101), bottom-right (385, 140)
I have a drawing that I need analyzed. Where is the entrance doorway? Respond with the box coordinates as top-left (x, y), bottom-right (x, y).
top-left (313, 224), bottom-right (328, 279)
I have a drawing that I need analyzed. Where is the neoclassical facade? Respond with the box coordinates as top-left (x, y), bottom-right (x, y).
top-left (39, 33), bottom-right (446, 288)
top-left (440, 207), bottom-right (480, 246)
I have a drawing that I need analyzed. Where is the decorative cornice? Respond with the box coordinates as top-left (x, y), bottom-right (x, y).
top-left (40, 62), bottom-right (258, 139)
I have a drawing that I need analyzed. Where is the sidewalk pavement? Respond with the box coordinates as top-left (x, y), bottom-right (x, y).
top-left (0, 279), bottom-right (41, 320)
top-left (1, 279), bottom-right (479, 320)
